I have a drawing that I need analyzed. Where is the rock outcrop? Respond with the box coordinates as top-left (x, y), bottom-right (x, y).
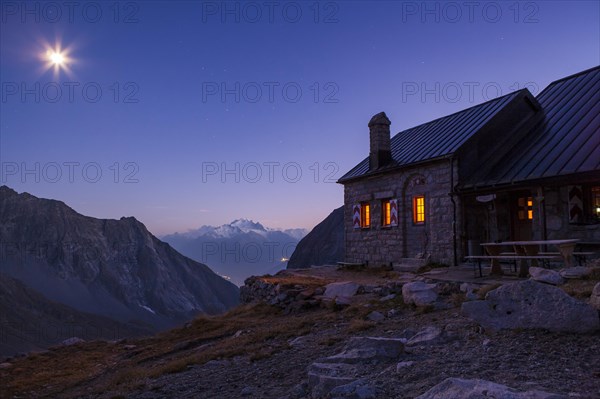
top-left (287, 206), bottom-right (344, 269)
top-left (559, 266), bottom-right (592, 279)
top-left (239, 276), bottom-right (323, 312)
top-left (406, 326), bottom-right (445, 346)
top-left (324, 281), bottom-right (360, 301)
top-left (461, 280), bottom-right (600, 333)
top-left (402, 281), bottom-right (438, 307)
top-left (416, 378), bottom-right (567, 399)
top-left (307, 336), bottom-right (404, 397)
top-left (528, 267), bottom-right (565, 285)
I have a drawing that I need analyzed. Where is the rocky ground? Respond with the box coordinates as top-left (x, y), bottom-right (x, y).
top-left (1, 264), bottom-right (599, 399)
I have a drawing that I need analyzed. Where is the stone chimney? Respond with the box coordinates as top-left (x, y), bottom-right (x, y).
top-left (368, 111), bottom-right (392, 170)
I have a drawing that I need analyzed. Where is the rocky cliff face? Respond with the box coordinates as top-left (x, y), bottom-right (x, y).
top-left (0, 186), bottom-right (239, 331)
top-left (287, 206), bottom-right (344, 269)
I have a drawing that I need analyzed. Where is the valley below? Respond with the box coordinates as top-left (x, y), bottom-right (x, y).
top-left (1, 265), bottom-right (599, 399)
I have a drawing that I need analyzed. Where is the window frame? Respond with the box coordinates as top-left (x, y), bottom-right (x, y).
top-left (360, 202), bottom-right (371, 229)
top-left (381, 199), bottom-right (392, 227)
top-left (412, 195), bottom-right (425, 225)
top-left (517, 196), bottom-right (534, 221)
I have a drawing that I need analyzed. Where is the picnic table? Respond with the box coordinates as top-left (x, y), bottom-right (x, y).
top-left (479, 239), bottom-right (579, 277)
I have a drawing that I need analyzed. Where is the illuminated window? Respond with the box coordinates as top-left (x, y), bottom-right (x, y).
top-left (413, 196), bottom-right (425, 224)
top-left (382, 200), bottom-right (391, 226)
top-left (360, 203), bottom-right (371, 228)
top-left (593, 187), bottom-right (600, 217)
top-left (518, 197), bottom-right (533, 220)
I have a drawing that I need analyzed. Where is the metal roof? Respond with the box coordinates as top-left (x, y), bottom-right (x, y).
top-left (462, 65), bottom-right (600, 189)
top-left (338, 90), bottom-right (525, 182)
top-left (338, 66), bottom-right (600, 186)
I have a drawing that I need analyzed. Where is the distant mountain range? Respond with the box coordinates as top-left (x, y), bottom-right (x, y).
top-left (287, 206), bottom-right (345, 269)
top-left (162, 220), bottom-right (308, 285)
top-left (0, 186), bottom-right (239, 355)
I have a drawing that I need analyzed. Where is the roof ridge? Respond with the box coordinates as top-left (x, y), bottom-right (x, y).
top-left (392, 89), bottom-right (529, 138)
top-left (539, 65), bottom-right (600, 91)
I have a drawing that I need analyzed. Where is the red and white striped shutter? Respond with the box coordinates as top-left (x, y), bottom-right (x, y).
top-left (568, 186), bottom-right (583, 223)
top-left (390, 199), bottom-right (398, 227)
top-left (353, 204), bottom-right (361, 229)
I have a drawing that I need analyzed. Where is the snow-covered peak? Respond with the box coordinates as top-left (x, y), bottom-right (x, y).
top-left (165, 219), bottom-right (307, 240)
top-left (230, 218), bottom-right (266, 232)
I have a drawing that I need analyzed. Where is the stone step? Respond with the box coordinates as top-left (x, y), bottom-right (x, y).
top-left (393, 258), bottom-right (428, 272)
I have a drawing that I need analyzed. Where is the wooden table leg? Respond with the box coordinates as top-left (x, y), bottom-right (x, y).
top-left (522, 245), bottom-right (540, 268)
top-left (513, 245), bottom-right (529, 278)
top-left (557, 243), bottom-right (577, 268)
top-left (485, 246), bottom-right (503, 276)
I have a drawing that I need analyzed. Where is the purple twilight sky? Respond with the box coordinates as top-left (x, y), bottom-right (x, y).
top-left (1, 1), bottom-right (599, 235)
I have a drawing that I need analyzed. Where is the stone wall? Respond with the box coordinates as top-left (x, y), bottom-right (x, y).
top-left (462, 185), bottom-right (600, 249)
top-left (536, 185), bottom-right (600, 241)
top-left (343, 160), bottom-right (458, 266)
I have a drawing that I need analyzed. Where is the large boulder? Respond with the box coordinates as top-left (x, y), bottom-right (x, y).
top-left (307, 336), bottom-right (404, 398)
top-left (402, 282), bottom-right (438, 307)
top-left (461, 280), bottom-right (600, 333)
top-left (591, 282), bottom-right (600, 310)
top-left (560, 266), bottom-right (592, 279)
top-left (416, 378), bottom-right (567, 399)
top-left (406, 326), bottom-right (444, 346)
top-left (528, 267), bottom-right (565, 285)
top-left (323, 337), bottom-right (405, 364)
top-left (324, 282), bottom-right (361, 300)
top-left (307, 363), bottom-right (358, 398)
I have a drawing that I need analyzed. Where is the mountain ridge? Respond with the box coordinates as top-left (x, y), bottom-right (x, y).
top-left (163, 218), bottom-right (308, 240)
top-left (287, 206), bottom-right (344, 269)
top-left (0, 185), bottom-right (239, 336)
top-left (162, 220), bottom-right (307, 285)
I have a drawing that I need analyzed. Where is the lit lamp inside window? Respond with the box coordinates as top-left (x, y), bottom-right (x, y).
top-left (382, 200), bottom-right (391, 226)
top-left (361, 203), bottom-right (371, 228)
top-left (593, 187), bottom-right (600, 217)
top-left (518, 197), bottom-right (534, 220)
top-left (413, 196), bottom-right (425, 224)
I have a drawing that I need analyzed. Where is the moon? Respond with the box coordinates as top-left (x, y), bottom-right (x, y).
top-left (48, 51), bottom-right (65, 66)
top-left (41, 44), bottom-right (73, 77)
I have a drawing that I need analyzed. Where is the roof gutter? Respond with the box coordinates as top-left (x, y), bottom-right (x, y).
top-left (457, 170), bottom-right (600, 195)
top-left (338, 154), bottom-right (455, 185)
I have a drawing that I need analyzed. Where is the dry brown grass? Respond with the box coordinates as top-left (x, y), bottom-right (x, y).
top-left (0, 303), bottom-right (337, 398)
top-left (415, 305), bottom-right (435, 314)
top-left (562, 280), bottom-right (597, 299)
top-left (260, 274), bottom-right (332, 287)
top-left (586, 266), bottom-right (600, 281)
top-left (347, 319), bottom-right (376, 332)
top-left (449, 292), bottom-right (467, 307)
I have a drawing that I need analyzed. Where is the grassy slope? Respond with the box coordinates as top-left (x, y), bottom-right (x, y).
top-left (1, 269), bottom-right (598, 399)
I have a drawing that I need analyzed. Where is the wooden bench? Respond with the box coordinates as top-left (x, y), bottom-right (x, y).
top-left (465, 255), bottom-right (562, 277)
top-left (336, 261), bottom-right (367, 271)
top-left (538, 252), bottom-right (595, 265)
